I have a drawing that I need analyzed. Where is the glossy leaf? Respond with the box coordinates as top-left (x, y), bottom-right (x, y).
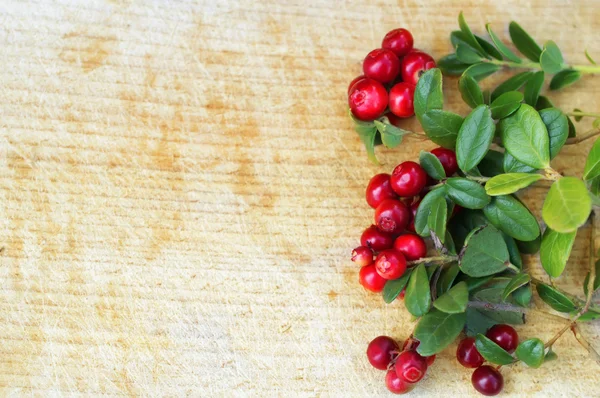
top-left (583, 259), bottom-right (600, 296)
top-left (483, 195), bottom-right (540, 241)
top-left (503, 232), bottom-right (523, 269)
top-left (536, 95), bottom-right (554, 110)
top-left (486, 24), bottom-right (522, 63)
top-left (550, 69), bottom-right (581, 90)
top-left (415, 186), bottom-right (447, 236)
top-left (420, 110), bottom-right (463, 149)
top-left (352, 116), bottom-right (379, 165)
top-left (437, 263), bottom-right (460, 294)
top-left (491, 71), bottom-right (533, 101)
top-left (490, 91), bottom-right (523, 120)
top-left (463, 63), bottom-right (502, 81)
top-left (523, 71), bottom-right (544, 107)
top-left (420, 151), bottom-right (446, 180)
top-left (476, 334), bottom-right (515, 365)
top-left (540, 228), bottom-right (577, 278)
top-left (458, 12), bottom-right (487, 55)
top-left (540, 41), bottom-right (564, 74)
top-left (405, 264), bottom-right (431, 317)
top-left (414, 68), bottom-right (444, 121)
top-left (516, 338), bottom-right (545, 368)
top-left (476, 35), bottom-right (503, 60)
top-left (459, 225), bottom-right (510, 277)
top-left (516, 235), bottom-right (541, 254)
top-left (456, 44), bottom-right (485, 64)
top-left (536, 283), bottom-right (578, 313)
top-left (485, 173), bottom-right (542, 196)
top-left (383, 271), bottom-right (412, 303)
top-left (539, 108), bottom-right (569, 159)
top-left (374, 120), bottom-right (411, 148)
top-left (568, 116), bottom-right (577, 138)
top-left (428, 196), bottom-right (448, 243)
top-left (456, 105), bottom-right (495, 172)
top-left (434, 282), bottom-right (468, 314)
top-left (502, 273), bottom-right (530, 301)
top-left (445, 178), bottom-right (490, 209)
top-left (509, 21), bottom-right (542, 62)
top-left (503, 152), bottom-right (536, 173)
top-left (459, 74), bottom-right (484, 108)
top-left (478, 150), bottom-right (505, 177)
top-left (583, 137), bottom-right (600, 181)
top-left (437, 53), bottom-right (470, 75)
top-left (542, 177), bottom-right (591, 233)
top-left (513, 284), bottom-right (533, 307)
top-left (414, 309), bottom-right (467, 356)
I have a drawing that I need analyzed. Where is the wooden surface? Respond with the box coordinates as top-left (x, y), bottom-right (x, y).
top-left (1, 0), bottom-right (600, 396)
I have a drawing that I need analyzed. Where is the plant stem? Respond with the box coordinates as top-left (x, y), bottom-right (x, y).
top-left (567, 111), bottom-right (600, 119)
top-left (407, 255), bottom-right (458, 266)
top-left (543, 167), bottom-right (562, 181)
top-left (565, 126), bottom-right (600, 145)
top-left (485, 59), bottom-right (600, 74)
top-left (544, 322), bottom-right (573, 349)
top-left (578, 211), bottom-right (597, 317)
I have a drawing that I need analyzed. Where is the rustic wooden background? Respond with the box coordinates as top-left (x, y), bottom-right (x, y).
top-left (1, 0), bottom-right (600, 396)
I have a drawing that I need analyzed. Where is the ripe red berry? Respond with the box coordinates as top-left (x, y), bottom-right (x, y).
top-left (348, 78), bottom-right (388, 121)
top-left (430, 147), bottom-right (458, 177)
top-left (366, 336), bottom-right (400, 370)
top-left (385, 370), bottom-right (415, 394)
top-left (390, 161), bottom-right (427, 197)
top-left (389, 83), bottom-right (415, 118)
top-left (407, 199), bottom-right (420, 233)
top-left (395, 350), bottom-right (428, 383)
top-left (401, 338), bottom-right (435, 365)
top-left (352, 246), bottom-right (374, 266)
top-left (366, 173), bottom-right (397, 209)
top-left (401, 51), bottom-right (436, 85)
top-left (382, 28), bottom-right (414, 57)
top-left (374, 199), bottom-right (410, 234)
top-left (456, 337), bottom-right (484, 368)
top-left (375, 249), bottom-right (407, 280)
top-left (486, 324), bottom-right (519, 353)
top-left (426, 355), bottom-right (436, 366)
top-left (471, 365), bottom-right (504, 396)
top-left (393, 234), bottom-right (427, 261)
top-left (363, 48), bottom-right (400, 84)
top-left (348, 75), bottom-right (366, 94)
top-left (361, 225), bottom-right (395, 252)
top-left (398, 288), bottom-right (406, 300)
top-left (359, 264), bottom-right (387, 293)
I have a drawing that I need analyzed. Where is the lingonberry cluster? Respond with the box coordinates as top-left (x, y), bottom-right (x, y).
top-left (366, 335), bottom-right (435, 394)
top-left (353, 148), bottom-right (457, 293)
top-left (348, 28), bottom-right (436, 122)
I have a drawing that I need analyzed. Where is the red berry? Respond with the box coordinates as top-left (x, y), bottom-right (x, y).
top-left (390, 161), bottom-right (428, 197)
top-left (348, 75), bottom-right (366, 94)
top-left (389, 83), bottom-right (415, 118)
top-left (426, 355), bottom-right (436, 366)
top-left (451, 204), bottom-right (463, 218)
top-left (348, 78), bottom-right (388, 121)
top-left (398, 288), bottom-right (406, 300)
top-left (374, 199), bottom-right (410, 234)
top-left (401, 339), bottom-right (435, 365)
top-left (382, 28), bottom-right (414, 58)
top-left (401, 51), bottom-right (436, 85)
top-left (407, 199), bottom-right (420, 233)
top-left (366, 173), bottom-right (397, 209)
top-left (363, 48), bottom-right (400, 84)
top-left (385, 370), bottom-right (415, 394)
top-left (366, 336), bottom-right (400, 370)
top-left (486, 324), bottom-right (519, 353)
top-left (430, 147), bottom-right (458, 177)
top-left (361, 225), bottom-right (395, 252)
top-left (385, 112), bottom-right (404, 127)
top-left (393, 234), bottom-right (427, 261)
top-left (471, 366), bottom-right (504, 396)
top-left (359, 264), bottom-right (387, 293)
top-left (395, 350), bottom-right (428, 383)
top-left (351, 246), bottom-right (373, 266)
top-left (375, 249), bottom-right (407, 280)
top-left (457, 337), bottom-right (484, 368)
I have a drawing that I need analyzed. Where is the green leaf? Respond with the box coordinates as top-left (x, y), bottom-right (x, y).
top-left (486, 24), bottom-right (522, 63)
top-left (445, 230), bottom-right (457, 255)
top-left (405, 264), bottom-right (431, 317)
top-left (451, 30), bottom-right (477, 52)
top-left (536, 95), bottom-right (554, 110)
top-left (516, 235), bottom-right (541, 254)
top-left (415, 186), bottom-right (447, 236)
top-left (536, 283), bottom-right (578, 312)
top-left (456, 44), bottom-right (485, 64)
top-left (446, 178), bottom-right (490, 209)
top-left (540, 228), bottom-right (577, 278)
top-left (414, 68), bottom-right (444, 121)
top-left (583, 259), bottom-right (600, 296)
top-left (414, 309), bottom-right (467, 356)
top-left (572, 108), bottom-right (583, 122)
top-left (585, 49), bottom-right (597, 65)
top-left (353, 117), bottom-right (379, 165)
top-left (420, 151), bottom-right (446, 180)
top-left (503, 152), bottom-right (536, 173)
top-left (458, 12), bottom-right (487, 56)
top-left (513, 284), bottom-right (533, 307)
top-left (485, 173), bottom-right (542, 196)
top-left (583, 137), bottom-right (600, 181)
top-left (523, 71), bottom-right (544, 107)
top-left (470, 279), bottom-right (527, 324)
top-left (434, 281), bottom-right (468, 313)
top-left (540, 41), bottom-right (564, 74)
top-left (476, 35), bottom-right (503, 61)
top-left (383, 271), bottom-right (412, 303)
top-left (463, 63), bottom-right (502, 81)
top-left (373, 120), bottom-right (411, 149)
top-left (459, 225), bottom-right (510, 277)
top-left (490, 91), bottom-right (523, 120)
top-left (483, 195), bottom-right (540, 241)
top-left (576, 309), bottom-right (600, 322)
top-left (437, 53), bottom-right (470, 75)
top-left (420, 110), bottom-right (463, 149)
top-left (550, 69), bottom-right (581, 90)
top-left (503, 232), bottom-right (523, 269)
top-left (539, 108), bottom-right (569, 159)
top-left (478, 150), bottom-right (505, 177)
top-left (476, 334), bottom-right (515, 365)
top-left (498, 104), bottom-right (550, 169)
top-left (502, 273), bottom-right (531, 301)
top-left (456, 105), bottom-right (495, 172)
top-left (459, 74), bottom-right (484, 108)
top-left (437, 263), bottom-right (460, 294)
top-left (542, 177), bottom-right (592, 233)
top-left (568, 116), bottom-right (577, 138)
top-left (428, 196), bottom-right (448, 243)
top-left (509, 21), bottom-right (542, 62)
top-left (491, 71), bottom-right (534, 101)
top-left (515, 338), bottom-right (545, 368)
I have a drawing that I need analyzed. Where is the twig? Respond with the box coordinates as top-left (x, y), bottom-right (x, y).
top-left (565, 126), bottom-right (600, 145)
top-left (544, 322), bottom-right (573, 349)
top-left (571, 324), bottom-right (600, 364)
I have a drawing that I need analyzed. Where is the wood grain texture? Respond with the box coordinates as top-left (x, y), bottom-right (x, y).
top-left (1, 0), bottom-right (599, 396)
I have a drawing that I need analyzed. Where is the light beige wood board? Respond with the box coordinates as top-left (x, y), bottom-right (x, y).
top-left (1, 0), bottom-right (600, 396)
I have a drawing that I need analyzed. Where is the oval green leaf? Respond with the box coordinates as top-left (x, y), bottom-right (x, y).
top-left (420, 110), bottom-right (463, 149)
top-left (583, 137), bottom-right (600, 181)
top-left (491, 71), bottom-right (534, 101)
top-left (485, 173), bottom-right (542, 196)
top-left (540, 228), bottom-right (577, 278)
top-left (456, 44), bottom-right (485, 64)
top-left (516, 235), bottom-right (541, 254)
top-left (550, 69), bottom-right (581, 90)
top-left (515, 338), bottom-right (545, 368)
top-left (459, 74), bottom-right (484, 108)
top-left (456, 105), bottom-right (495, 172)
top-left (437, 263), bottom-right (460, 294)
top-left (437, 53), bottom-right (470, 75)
top-left (524, 71), bottom-right (544, 107)
top-left (433, 281), bottom-right (468, 314)
top-left (539, 108), bottom-right (569, 159)
top-left (383, 271), bottom-right (412, 303)
top-left (513, 284), bottom-right (533, 307)
top-left (414, 309), bottom-right (467, 356)
top-left (536, 283), bottom-right (578, 313)
top-left (459, 225), bottom-right (510, 277)
top-left (476, 35), bottom-right (503, 60)
top-left (483, 195), bottom-right (540, 241)
top-left (458, 12), bottom-right (487, 55)
top-left (415, 186), bottom-right (447, 236)
top-left (498, 104), bottom-right (550, 169)
top-left (486, 24), bottom-right (522, 63)
top-left (446, 178), bottom-right (490, 209)
top-left (478, 150), bottom-right (505, 177)
top-left (475, 334), bottom-right (515, 365)
top-left (428, 196), bottom-right (448, 243)
top-left (540, 40), bottom-right (564, 74)
top-left (463, 63), bottom-right (502, 81)
top-left (503, 152), bottom-right (536, 173)
top-left (414, 68), bottom-right (444, 120)
top-left (536, 95), bottom-right (554, 110)
top-left (542, 177), bottom-right (592, 233)
top-left (490, 91), bottom-right (523, 120)
top-left (509, 21), bottom-right (542, 62)
top-left (420, 150), bottom-right (446, 180)
top-left (405, 264), bottom-right (431, 317)
top-left (503, 232), bottom-right (523, 269)
top-left (502, 273), bottom-right (531, 301)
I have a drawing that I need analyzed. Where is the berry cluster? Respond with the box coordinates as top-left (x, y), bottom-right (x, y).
top-left (348, 28), bottom-right (436, 122)
top-left (456, 324), bottom-right (518, 396)
top-left (366, 336), bottom-right (434, 394)
top-left (353, 148), bottom-right (458, 293)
